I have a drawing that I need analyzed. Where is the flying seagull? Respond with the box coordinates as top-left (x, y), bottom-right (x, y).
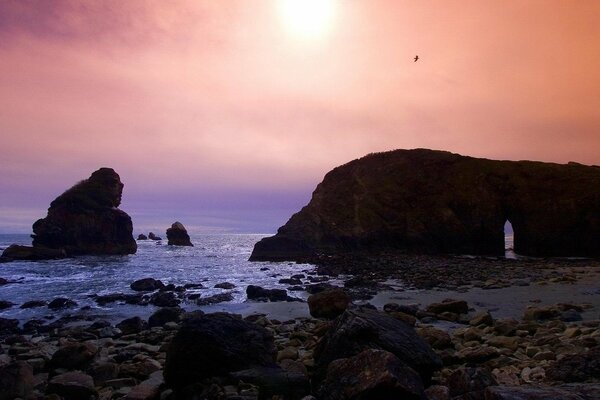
top-left (414, 55), bottom-right (419, 62)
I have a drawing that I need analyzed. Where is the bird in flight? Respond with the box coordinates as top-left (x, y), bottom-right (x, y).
top-left (414, 55), bottom-right (419, 62)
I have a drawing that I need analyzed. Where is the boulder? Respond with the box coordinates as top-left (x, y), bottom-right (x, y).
top-left (417, 326), bottom-right (453, 350)
top-left (196, 292), bottom-right (234, 305)
top-left (117, 316), bottom-right (148, 335)
top-left (0, 301), bottom-right (14, 310)
top-left (307, 288), bottom-right (351, 319)
top-left (50, 342), bottom-right (97, 370)
top-left (546, 347), bottom-right (600, 382)
top-left (446, 367), bottom-right (497, 399)
top-left (137, 234), bottom-right (148, 240)
top-left (148, 307), bottom-right (183, 327)
top-left (131, 278), bottom-right (164, 292)
top-left (319, 349), bottom-right (424, 400)
top-left (48, 297), bottom-right (77, 310)
top-left (485, 384), bottom-right (600, 399)
top-left (246, 285), bottom-right (288, 302)
top-left (426, 299), bottom-right (469, 315)
top-left (470, 311), bottom-right (494, 326)
top-left (214, 282), bottom-right (236, 289)
top-left (230, 366), bottom-right (310, 400)
top-left (46, 371), bottom-right (97, 400)
top-left (166, 221), bottom-right (193, 246)
top-left (250, 149), bottom-right (600, 260)
top-left (0, 361), bottom-right (34, 400)
top-left (20, 300), bottom-right (47, 309)
top-left (31, 167), bottom-right (137, 255)
top-left (164, 312), bottom-right (276, 390)
top-left (149, 291), bottom-right (180, 307)
top-left (313, 309), bottom-right (442, 384)
top-left (0, 244), bottom-right (66, 261)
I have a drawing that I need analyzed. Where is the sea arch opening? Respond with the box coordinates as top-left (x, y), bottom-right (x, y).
top-left (504, 219), bottom-right (516, 259)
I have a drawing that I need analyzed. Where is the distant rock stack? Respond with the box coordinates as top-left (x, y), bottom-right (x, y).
top-left (30, 168), bottom-right (137, 256)
top-left (166, 222), bottom-right (193, 246)
top-left (137, 234), bottom-right (148, 240)
top-left (148, 232), bottom-right (161, 240)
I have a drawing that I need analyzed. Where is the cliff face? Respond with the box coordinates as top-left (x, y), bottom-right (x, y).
top-left (250, 149), bottom-right (600, 260)
top-left (31, 168), bottom-right (137, 255)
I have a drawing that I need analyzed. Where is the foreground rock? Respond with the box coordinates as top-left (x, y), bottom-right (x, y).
top-left (164, 312), bottom-right (276, 391)
top-left (314, 309), bottom-right (442, 384)
top-left (28, 167), bottom-right (137, 256)
top-left (166, 221), bottom-right (193, 246)
top-left (251, 149), bottom-right (600, 260)
top-left (307, 288), bottom-right (351, 319)
top-left (319, 349), bottom-right (425, 400)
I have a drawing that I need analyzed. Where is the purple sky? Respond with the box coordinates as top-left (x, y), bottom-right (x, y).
top-left (1, 1), bottom-right (599, 234)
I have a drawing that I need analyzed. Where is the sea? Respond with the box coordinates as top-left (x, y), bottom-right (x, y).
top-left (0, 233), bottom-right (322, 323)
top-left (1, 233), bottom-right (598, 325)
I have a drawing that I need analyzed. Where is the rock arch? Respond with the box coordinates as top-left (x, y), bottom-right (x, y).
top-left (251, 149), bottom-right (600, 261)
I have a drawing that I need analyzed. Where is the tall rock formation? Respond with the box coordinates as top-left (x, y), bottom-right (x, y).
top-left (31, 168), bottom-right (137, 255)
top-left (250, 149), bottom-right (599, 260)
top-left (166, 222), bottom-right (193, 246)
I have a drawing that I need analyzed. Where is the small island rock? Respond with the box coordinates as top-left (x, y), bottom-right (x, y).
top-left (166, 222), bottom-right (193, 246)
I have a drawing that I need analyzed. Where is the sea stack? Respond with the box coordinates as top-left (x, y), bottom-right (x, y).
top-left (30, 167), bottom-right (137, 256)
top-left (166, 222), bottom-right (193, 246)
top-left (250, 149), bottom-right (600, 261)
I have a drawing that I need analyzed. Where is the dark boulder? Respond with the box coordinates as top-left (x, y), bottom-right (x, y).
top-left (546, 347), bottom-right (600, 382)
top-left (164, 312), bottom-right (276, 390)
top-left (0, 301), bottom-right (14, 310)
top-left (31, 167), bottom-right (137, 255)
top-left (116, 316), bottom-right (148, 335)
top-left (196, 292), bottom-right (234, 305)
top-left (166, 221), bottom-right (193, 246)
top-left (319, 349), bottom-right (424, 400)
top-left (48, 297), bottom-right (77, 310)
top-left (446, 367), bottom-right (497, 400)
top-left (314, 309), bottom-right (442, 384)
top-left (148, 307), bottom-right (183, 327)
top-left (149, 291), bottom-right (180, 307)
top-left (46, 371), bottom-right (97, 400)
top-left (20, 300), bottom-right (47, 309)
top-left (0, 361), bottom-right (34, 400)
top-left (250, 149), bottom-right (600, 260)
top-left (246, 285), bottom-right (288, 302)
top-left (230, 366), bottom-right (310, 400)
top-left (0, 244), bottom-right (66, 261)
top-left (50, 342), bottom-right (97, 370)
top-left (485, 384), bottom-right (600, 399)
top-left (137, 234), bottom-right (148, 240)
top-left (214, 282), bottom-right (236, 289)
top-left (426, 299), bottom-right (469, 315)
top-left (131, 278), bottom-right (165, 292)
top-left (307, 288), bottom-right (351, 319)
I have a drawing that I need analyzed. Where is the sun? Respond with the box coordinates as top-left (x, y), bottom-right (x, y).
top-left (278, 0), bottom-right (336, 41)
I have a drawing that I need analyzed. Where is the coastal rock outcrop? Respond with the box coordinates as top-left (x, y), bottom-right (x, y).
top-left (166, 222), bottom-right (193, 246)
top-left (27, 168), bottom-right (136, 256)
top-left (250, 149), bottom-right (600, 260)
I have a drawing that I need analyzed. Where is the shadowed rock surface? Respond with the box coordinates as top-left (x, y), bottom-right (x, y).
top-left (251, 149), bottom-right (599, 260)
top-left (164, 313), bottom-right (276, 391)
top-left (313, 309), bottom-right (442, 385)
top-left (29, 168), bottom-right (136, 256)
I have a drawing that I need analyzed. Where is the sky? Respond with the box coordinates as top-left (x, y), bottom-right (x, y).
top-left (1, 0), bottom-right (599, 234)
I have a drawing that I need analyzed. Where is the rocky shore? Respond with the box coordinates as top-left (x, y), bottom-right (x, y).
top-left (1, 268), bottom-right (598, 399)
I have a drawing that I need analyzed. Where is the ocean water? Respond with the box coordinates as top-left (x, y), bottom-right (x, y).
top-left (0, 234), bottom-right (320, 323)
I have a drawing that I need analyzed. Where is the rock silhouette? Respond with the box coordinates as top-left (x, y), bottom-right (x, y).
top-left (31, 168), bottom-right (137, 256)
top-left (166, 222), bottom-right (193, 246)
top-left (251, 149), bottom-right (599, 260)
